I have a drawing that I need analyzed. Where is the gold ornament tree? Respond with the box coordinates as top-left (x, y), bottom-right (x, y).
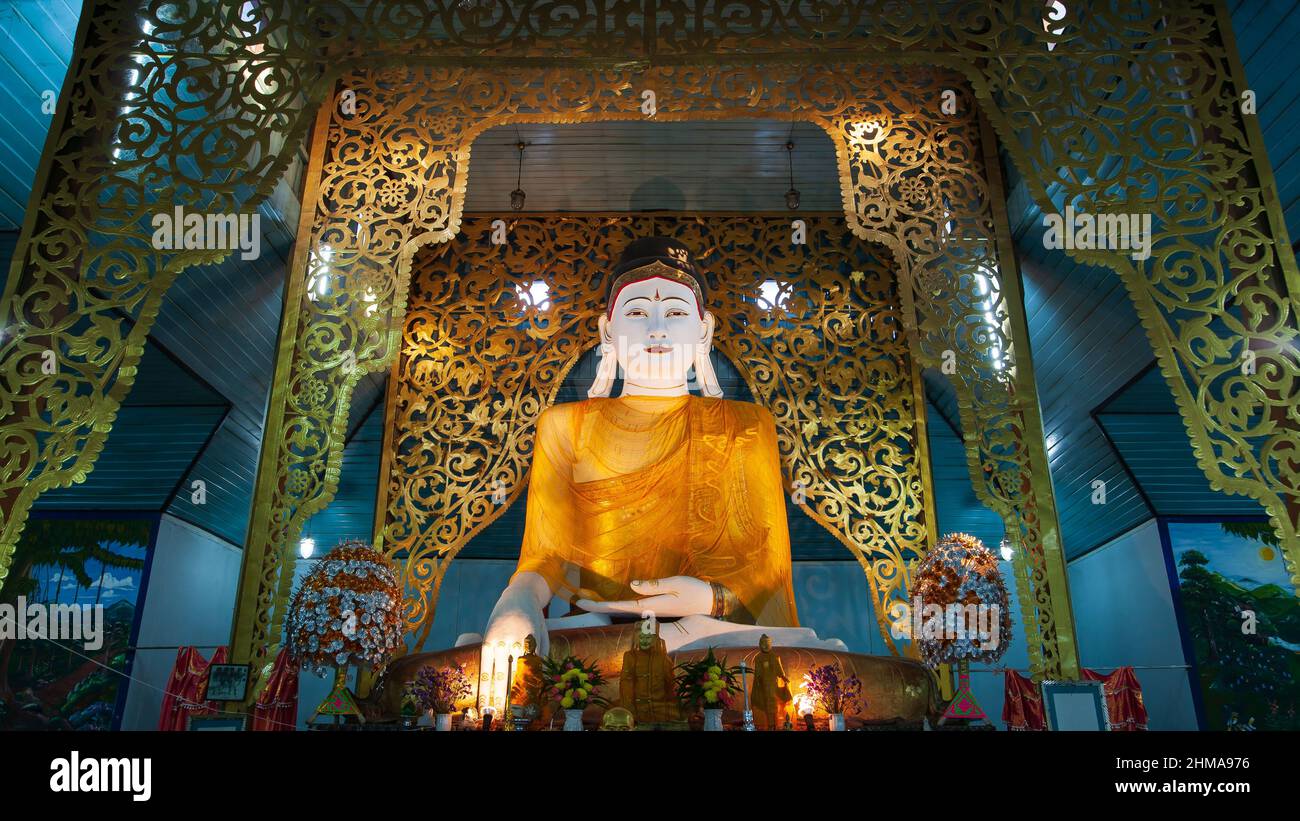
top-left (1, 1), bottom-right (1292, 690)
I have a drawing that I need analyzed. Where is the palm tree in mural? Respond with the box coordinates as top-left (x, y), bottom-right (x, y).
top-left (1220, 521), bottom-right (1280, 547)
top-left (0, 519), bottom-right (147, 707)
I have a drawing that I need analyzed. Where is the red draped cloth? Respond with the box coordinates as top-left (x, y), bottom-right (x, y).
top-left (157, 646), bottom-right (228, 731)
top-left (1002, 667), bottom-right (1148, 731)
top-left (1083, 667), bottom-right (1149, 731)
top-left (1002, 670), bottom-right (1046, 730)
top-left (250, 647), bottom-right (299, 731)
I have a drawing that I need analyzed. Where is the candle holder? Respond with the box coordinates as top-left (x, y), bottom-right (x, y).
top-left (740, 660), bottom-right (756, 731)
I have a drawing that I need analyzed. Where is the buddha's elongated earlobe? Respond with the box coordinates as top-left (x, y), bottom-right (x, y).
top-left (588, 314), bottom-right (618, 398)
top-left (694, 312), bottom-right (724, 398)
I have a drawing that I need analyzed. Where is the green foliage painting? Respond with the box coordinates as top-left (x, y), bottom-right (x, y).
top-left (0, 518), bottom-right (150, 730)
top-left (1172, 522), bottom-right (1300, 730)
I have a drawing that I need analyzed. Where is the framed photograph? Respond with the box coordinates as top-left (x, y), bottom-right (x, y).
top-left (1041, 680), bottom-right (1110, 731)
top-left (188, 717), bottom-right (246, 731)
top-left (205, 663), bottom-right (250, 702)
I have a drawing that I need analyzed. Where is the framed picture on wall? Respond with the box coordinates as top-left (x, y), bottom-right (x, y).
top-left (1041, 680), bottom-right (1110, 731)
top-left (205, 663), bottom-right (250, 702)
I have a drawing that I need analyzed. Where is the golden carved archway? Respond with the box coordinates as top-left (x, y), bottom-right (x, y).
top-left (383, 214), bottom-right (934, 655)
top-left (230, 62), bottom-right (1076, 682)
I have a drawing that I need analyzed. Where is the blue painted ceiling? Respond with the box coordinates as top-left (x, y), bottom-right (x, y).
top-left (2, 2), bottom-right (1289, 560)
top-left (34, 340), bottom-right (229, 512)
top-left (1096, 364), bottom-right (1267, 518)
top-left (0, 0), bottom-right (78, 231)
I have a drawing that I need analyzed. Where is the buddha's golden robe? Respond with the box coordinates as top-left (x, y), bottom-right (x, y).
top-left (513, 394), bottom-right (799, 627)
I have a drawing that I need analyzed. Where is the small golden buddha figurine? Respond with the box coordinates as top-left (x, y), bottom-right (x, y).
top-left (749, 634), bottom-right (792, 730)
top-left (509, 633), bottom-right (545, 714)
top-left (620, 620), bottom-right (680, 725)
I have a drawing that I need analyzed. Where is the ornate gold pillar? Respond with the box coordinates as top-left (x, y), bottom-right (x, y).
top-left (831, 81), bottom-right (1080, 679)
top-left (974, 0), bottom-right (1300, 595)
top-left (228, 96), bottom-right (336, 672)
top-left (0, 0), bottom-right (323, 587)
top-left (979, 111), bottom-right (1081, 680)
top-left (227, 70), bottom-right (466, 673)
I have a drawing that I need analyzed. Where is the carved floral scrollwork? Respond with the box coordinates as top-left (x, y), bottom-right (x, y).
top-left (386, 215), bottom-right (930, 652)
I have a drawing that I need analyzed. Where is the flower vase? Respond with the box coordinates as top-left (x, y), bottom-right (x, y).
top-left (434, 712), bottom-right (453, 732)
top-left (703, 708), bottom-right (724, 732)
top-left (829, 713), bottom-right (846, 732)
top-left (563, 708), bottom-right (585, 731)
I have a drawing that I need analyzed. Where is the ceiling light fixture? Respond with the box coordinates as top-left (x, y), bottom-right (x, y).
top-left (784, 136), bottom-right (801, 211)
top-left (999, 538), bottom-right (1014, 562)
top-left (510, 139), bottom-right (527, 211)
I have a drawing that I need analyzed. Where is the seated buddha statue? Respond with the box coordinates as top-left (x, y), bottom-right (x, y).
top-left (480, 237), bottom-right (846, 661)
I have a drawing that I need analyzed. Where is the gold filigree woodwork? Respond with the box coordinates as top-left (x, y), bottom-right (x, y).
top-left (384, 215), bottom-right (930, 653)
top-left (3, 1), bottom-right (1291, 684)
top-left (975, 3), bottom-right (1300, 600)
top-left (831, 78), bottom-right (1078, 677)
top-left (0, 0), bottom-right (323, 590)
top-left (232, 61), bottom-right (1078, 679)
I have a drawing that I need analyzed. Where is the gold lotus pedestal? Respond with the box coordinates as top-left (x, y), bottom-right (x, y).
top-left (374, 624), bottom-right (939, 729)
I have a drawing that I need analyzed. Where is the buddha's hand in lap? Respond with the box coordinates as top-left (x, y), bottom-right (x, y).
top-left (483, 573), bottom-right (550, 657)
top-left (575, 576), bottom-right (715, 619)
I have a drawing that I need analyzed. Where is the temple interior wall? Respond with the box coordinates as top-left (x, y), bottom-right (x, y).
top-left (120, 515), bottom-right (241, 730)
top-left (962, 520), bottom-right (1196, 730)
top-left (1066, 520), bottom-right (1198, 730)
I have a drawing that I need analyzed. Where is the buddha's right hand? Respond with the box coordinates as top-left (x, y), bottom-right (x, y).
top-left (482, 572), bottom-right (551, 659)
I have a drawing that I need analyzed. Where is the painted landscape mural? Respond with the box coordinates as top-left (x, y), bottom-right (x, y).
top-left (0, 518), bottom-right (151, 730)
top-left (1170, 521), bottom-right (1300, 731)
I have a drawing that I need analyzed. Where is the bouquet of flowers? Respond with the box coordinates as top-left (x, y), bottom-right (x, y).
top-left (542, 655), bottom-right (609, 711)
top-left (408, 663), bottom-right (472, 714)
top-left (803, 662), bottom-right (863, 715)
top-left (675, 648), bottom-right (742, 713)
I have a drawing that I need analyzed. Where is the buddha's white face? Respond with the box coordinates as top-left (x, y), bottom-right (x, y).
top-left (600, 276), bottom-right (713, 394)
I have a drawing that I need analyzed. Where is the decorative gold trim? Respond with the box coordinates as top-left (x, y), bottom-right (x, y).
top-left (979, 111), bottom-right (1080, 679)
top-left (710, 582), bottom-right (739, 619)
top-left (380, 213), bottom-right (932, 655)
top-left (228, 91), bottom-right (338, 678)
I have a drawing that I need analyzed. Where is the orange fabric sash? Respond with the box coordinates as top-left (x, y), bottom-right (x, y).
top-left (514, 395), bottom-right (798, 626)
